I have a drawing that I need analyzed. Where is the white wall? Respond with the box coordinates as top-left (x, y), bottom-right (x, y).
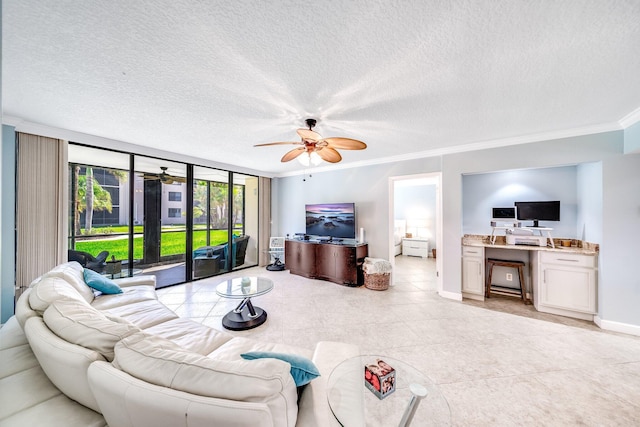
top-left (275, 157), bottom-right (442, 259)
top-left (576, 162), bottom-right (603, 244)
top-left (462, 166), bottom-right (578, 238)
top-left (600, 153), bottom-right (640, 327)
top-left (275, 129), bottom-right (640, 329)
top-left (624, 121), bottom-right (640, 153)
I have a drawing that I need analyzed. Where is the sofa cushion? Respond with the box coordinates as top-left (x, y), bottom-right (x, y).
top-left (207, 336), bottom-right (314, 361)
top-left (144, 317), bottom-right (233, 355)
top-left (241, 351), bottom-right (320, 387)
top-left (90, 285), bottom-right (158, 311)
top-left (83, 269), bottom-right (123, 295)
top-left (43, 299), bottom-right (140, 361)
top-left (44, 261), bottom-right (95, 304)
top-left (113, 332), bottom-right (298, 425)
top-left (102, 299), bottom-right (179, 329)
top-left (29, 276), bottom-right (88, 315)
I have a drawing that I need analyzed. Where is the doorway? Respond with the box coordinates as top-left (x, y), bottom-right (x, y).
top-left (388, 173), bottom-right (443, 294)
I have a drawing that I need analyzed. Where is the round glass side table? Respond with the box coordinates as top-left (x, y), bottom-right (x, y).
top-left (327, 355), bottom-right (451, 426)
top-left (215, 276), bottom-right (273, 330)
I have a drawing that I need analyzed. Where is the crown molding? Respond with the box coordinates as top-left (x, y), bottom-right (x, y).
top-left (3, 115), bottom-right (623, 179)
top-left (619, 106), bottom-right (640, 128)
top-left (275, 121), bottom-right (622, 178)
top-left (1, 116), bottom-right (275, 178)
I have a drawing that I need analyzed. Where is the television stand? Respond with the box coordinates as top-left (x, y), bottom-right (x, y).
top-left (285, 239), bottom-right (368, 286)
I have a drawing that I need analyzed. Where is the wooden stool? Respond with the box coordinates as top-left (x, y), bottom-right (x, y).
top-left (486, 259), bottom-right (530, 304)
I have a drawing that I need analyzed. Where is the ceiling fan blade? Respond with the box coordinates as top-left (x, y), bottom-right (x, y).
top-left (297, 129), bottom-right (322, 141)
top-left (323, 137), bottom-right (367, 150)
top-left (281, 147), bottom-right (306, 162)
top-left (164, 176), bottom-right (186, 184)
top-left (254, 141), bottom-right (303, 147)
top-left (316, 147), bottom-right (342, 163)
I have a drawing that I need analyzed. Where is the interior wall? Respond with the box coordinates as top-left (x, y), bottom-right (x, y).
top-left (601, 153), bottom-right (640, 327)
top-left (275, 157), bottom-right (441, 259)
top-left (462, 166), bottom-right (578, 238)
top-left (442, 131), bottom-right (632, 326)
top-left (576, 162), bottom-right (603, 245)
top-left (623, 120), bottom-right (640, 153)
top-left (1, 125), bottom-right (16, 323)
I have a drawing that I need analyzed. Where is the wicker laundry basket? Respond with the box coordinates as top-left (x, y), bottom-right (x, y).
top-left (364, 272), bottom-right (390, 291)
top-left (363, 258), bottom-right (392, 291)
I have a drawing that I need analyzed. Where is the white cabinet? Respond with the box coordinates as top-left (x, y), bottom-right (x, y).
top-left (533, 251), bottom-right (597, 320)
top-left (462, 246), bottom-right (484, 300)
top-left (402, 238), bottom-right (429, 258)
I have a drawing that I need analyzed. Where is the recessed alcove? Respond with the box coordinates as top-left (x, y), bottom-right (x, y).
top-left (462, 162), bottom-right (603, 244)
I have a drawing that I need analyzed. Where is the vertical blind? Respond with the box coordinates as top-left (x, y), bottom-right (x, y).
top-left (16, 133), bottom-right (68, 298)
top-left (258, 177), bottom-right (271, 266)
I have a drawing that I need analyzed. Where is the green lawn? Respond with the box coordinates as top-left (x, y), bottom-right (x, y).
top-left (74, 229), bottom-right (232, 260)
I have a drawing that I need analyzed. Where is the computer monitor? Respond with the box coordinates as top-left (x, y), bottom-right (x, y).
top-left (514, 201), bottom-right (560, 228)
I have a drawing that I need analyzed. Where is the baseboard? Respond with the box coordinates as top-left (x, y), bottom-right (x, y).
top-left (439, 290), bottom-right (462, 301)
top-left (594, 316), bottom-right (640, 337)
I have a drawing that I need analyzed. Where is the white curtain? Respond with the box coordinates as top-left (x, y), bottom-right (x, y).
top-left (16, 133), bottom-right (68, 297)
top-left (258, 177), bottom-right (271, 266)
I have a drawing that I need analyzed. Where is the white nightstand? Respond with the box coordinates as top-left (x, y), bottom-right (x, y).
top-left (402, 237), bottom-right (430, 258)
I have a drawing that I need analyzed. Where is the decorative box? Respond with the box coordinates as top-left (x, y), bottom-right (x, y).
top-left (364, 359), bottom-right (396, 399)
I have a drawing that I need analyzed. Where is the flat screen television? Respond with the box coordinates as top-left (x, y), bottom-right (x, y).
top-left (515, 201), bottom-right (560, 228)
top-left (305, 203), bottom-right (356, 239)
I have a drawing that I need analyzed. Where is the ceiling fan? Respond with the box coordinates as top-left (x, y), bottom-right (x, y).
top-left (142, 167), bottom-right (186, 184)
top-left (254, 119), bottom-right (367, 166)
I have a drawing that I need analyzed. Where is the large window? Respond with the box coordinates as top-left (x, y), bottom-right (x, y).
top-left (68, 146), bottom-right (132, 277)
top-left (69, 144), bottom-right (260, 287)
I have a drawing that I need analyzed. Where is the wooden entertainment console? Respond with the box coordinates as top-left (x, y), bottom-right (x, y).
top-left (285, 239), bottom-right (369, 286)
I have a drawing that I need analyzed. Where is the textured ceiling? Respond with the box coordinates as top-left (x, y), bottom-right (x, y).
top-left (3, 0), bottom-right (640, 175)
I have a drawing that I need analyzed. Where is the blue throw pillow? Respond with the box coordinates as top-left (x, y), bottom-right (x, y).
top-left (83, 269), bottom-right (123, 294)
top-left (241, 352), bottom-right (320, 387)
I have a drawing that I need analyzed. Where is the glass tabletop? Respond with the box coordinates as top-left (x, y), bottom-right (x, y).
top-left (327, 355), bottom-right (451, 426)
top-left (215, 276), bottom-right (274, 299)
top-left (101, 268), bottom-right (143, 279)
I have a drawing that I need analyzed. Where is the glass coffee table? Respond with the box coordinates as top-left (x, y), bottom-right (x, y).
top-left (327, 355), bottom-right (451, 426)
top-left (215, 276), bottom-right (274, 331)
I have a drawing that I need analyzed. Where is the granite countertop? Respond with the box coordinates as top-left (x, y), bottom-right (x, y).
top-left (462, 234), bottom-right (599, 255)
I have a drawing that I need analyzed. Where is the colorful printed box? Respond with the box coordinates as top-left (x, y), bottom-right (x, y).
top-left (364, 359), bottom-right (396, 399)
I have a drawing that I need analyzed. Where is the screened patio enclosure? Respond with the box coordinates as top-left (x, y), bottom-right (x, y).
top-left (68, 144), bottom-right (260, 288)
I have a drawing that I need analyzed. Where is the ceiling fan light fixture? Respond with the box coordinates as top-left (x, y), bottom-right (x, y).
top-left (297, 154), bottom-right (310, 167)
top-left (310, 151), bottom-right (322, 165)
top-left (254, 118), bottom-right (366, 166)
top-left (297, 151), bottom-right (323, 166)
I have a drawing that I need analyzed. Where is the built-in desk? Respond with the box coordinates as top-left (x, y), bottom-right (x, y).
top-left (462, 235), bottom-right (599, 321)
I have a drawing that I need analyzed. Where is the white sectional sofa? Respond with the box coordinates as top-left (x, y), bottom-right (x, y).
top-left (1, 262), bottom-right (361, 427)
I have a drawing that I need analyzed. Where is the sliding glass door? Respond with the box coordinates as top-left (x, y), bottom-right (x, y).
top-left (69, 144), bottom-right (260, 287)
top-left (68, 146), bottom-right (132, 277)
top-left (134, 157), bottom-right (187, 288)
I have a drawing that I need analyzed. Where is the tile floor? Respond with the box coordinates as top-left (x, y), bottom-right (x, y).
top-left (156, 255), bottom-right (640, 426)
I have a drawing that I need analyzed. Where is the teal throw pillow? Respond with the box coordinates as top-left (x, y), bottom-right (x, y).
top-left (83, 269), bottom-right (123, 294)
top-left (241, 351), bottom-right (320, 387)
